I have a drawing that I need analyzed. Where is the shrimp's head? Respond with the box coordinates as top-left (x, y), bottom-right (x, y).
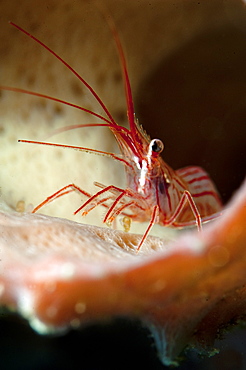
top-left (111, 117), bottom-right (166, 196)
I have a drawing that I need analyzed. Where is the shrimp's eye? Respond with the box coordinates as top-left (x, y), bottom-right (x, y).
top-left (150, 139), bottom-right (164, 154)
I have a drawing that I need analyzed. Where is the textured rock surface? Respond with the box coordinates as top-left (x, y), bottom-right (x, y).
top-left (0, 180), bottom-right (245, 365)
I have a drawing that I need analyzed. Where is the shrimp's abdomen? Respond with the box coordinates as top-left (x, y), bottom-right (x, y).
top-left (175, 166), bottom-right (222, 224)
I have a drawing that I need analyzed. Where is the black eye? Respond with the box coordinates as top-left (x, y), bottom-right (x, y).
top-left (150, 139), bottom-right (164, 154)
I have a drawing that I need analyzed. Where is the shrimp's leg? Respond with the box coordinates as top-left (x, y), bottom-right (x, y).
top-left (82, 196), bottom-right (115, 214)
top-left (103, 192), bottom-right (146, 223)
top-left (32, 184), bottom-right (92, 213)
top-left (74, 184), bottom-right (136, 215)
top-left (102, 192), bottom-right (159, 251)
top-left (164, 190), bottom-right (202, 230)
top-left (105, 200), bottom-right (146, 223)
top-left (136, 205), bottom-right (159, 252)
top-left (103, 191), bottom-right (127, 224)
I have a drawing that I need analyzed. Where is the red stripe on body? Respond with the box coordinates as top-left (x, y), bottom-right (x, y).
top-left (192, 190), bottom-right (219, 198)
top-left (187, 175), bottom-right (209, 184)
top-left (177, 167), bottom-right (202, 177)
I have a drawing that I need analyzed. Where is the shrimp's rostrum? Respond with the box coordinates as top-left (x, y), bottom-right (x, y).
top-left (0, 16), bottom-right (222, 251)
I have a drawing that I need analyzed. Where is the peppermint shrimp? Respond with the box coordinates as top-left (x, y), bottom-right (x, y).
top-left (1, 19), bottom-right (222, 251)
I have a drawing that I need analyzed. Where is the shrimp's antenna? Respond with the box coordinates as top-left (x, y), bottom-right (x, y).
top-left (9, 21), bottom-right (118, 127)
top-left (0, 86), bottom-right (112, 124)
top-left (95, 7), bottom-right (136, 136)
top-left (42, 123), bottom-right (130, 140)
top-left (18, 139), bottom-right (133, 168)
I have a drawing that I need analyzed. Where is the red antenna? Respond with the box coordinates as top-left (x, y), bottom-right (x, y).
top-left (8, 21), bottom-right (119, 127)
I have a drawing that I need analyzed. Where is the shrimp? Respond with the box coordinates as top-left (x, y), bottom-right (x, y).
top-left (0, 18), bottom-right (222, 251)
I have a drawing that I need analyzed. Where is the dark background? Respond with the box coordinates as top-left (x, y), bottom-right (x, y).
top-left (136, 24), bottom-right (246, 206)
top-left (0, 313), bottom-right (245, 370)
